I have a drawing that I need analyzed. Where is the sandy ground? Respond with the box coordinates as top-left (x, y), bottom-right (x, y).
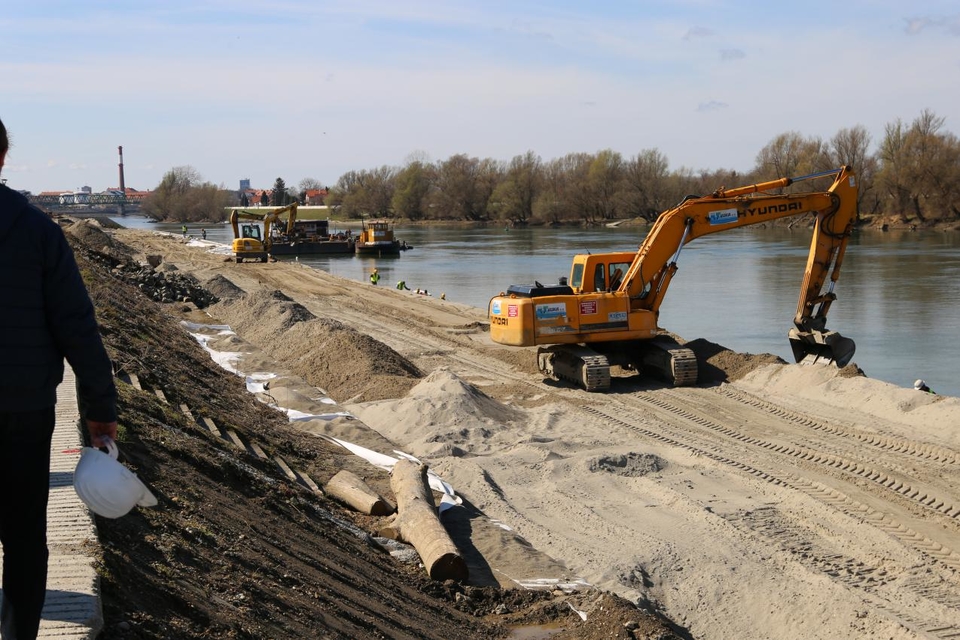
top-left (114, 228), bottom-right (960, 640)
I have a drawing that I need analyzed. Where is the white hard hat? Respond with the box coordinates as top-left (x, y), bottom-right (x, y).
top-left (914, 379), bottom-right (925, 390)
top-left (74, 439), bottom-right (158, 518)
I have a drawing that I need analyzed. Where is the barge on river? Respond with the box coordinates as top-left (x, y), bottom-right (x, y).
top-left (269, 219), bottom-right (354, 255)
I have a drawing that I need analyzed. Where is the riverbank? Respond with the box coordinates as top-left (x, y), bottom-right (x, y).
top-left (66, 218), bottom-right (681, 639)
top-left (72, 217), bottom-right (960, 639)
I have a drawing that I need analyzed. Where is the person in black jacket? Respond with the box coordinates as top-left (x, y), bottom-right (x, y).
top-left (0, 118), bottom-right (118, 640)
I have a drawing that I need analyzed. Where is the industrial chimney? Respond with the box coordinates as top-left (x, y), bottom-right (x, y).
top-left (118, 145), bottom-right (126, 193)
top-left (117, 146), bottom-right (126, 215)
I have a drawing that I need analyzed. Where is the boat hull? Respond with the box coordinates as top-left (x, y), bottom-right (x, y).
top-left (355, 241), bottom-right (401, 255)
top-left (270, 240), bottom-right (354, 255)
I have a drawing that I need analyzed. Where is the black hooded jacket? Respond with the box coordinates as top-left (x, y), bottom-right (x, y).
top-left (0, 185), bottom-right (117, 422)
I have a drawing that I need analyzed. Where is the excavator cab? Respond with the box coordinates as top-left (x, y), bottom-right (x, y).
top-left (239, 223), bottom-right (262, 241)
top-left (570, 252), bottom-right (635, 294)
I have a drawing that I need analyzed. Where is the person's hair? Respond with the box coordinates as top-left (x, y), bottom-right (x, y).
top-left (0, 118), bottom-right (7, 156)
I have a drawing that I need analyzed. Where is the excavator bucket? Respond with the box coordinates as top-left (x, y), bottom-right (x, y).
top-left (788, 328), bottom-right (856, 368)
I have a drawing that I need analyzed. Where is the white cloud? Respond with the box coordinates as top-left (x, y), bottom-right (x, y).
top-left (903, 14), bottom-right (960, 35)
top-left (697, 100), bottom-right (728, 112)
top-left (683, 26), bottom-right (715, 40)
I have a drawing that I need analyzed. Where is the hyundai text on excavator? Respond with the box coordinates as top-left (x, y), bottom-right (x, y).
top-left (488, 166), bottom-right (859, 391)
top-left (229, 203), bottom-right (297, 263)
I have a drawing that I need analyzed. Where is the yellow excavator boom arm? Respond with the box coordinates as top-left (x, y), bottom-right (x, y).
top-left (621, 166), bottom-right (857, 332)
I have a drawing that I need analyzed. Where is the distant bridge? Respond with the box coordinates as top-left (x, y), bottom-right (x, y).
top-left (29, 193), bottom-right (143, 215)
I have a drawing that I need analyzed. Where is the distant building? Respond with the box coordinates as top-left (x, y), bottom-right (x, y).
top-left (304, 188), bottom-right (329, 206)
top-left (239, 178), bottom-right (251, 191)
top-left (105, 187), bottom-right (152, 201)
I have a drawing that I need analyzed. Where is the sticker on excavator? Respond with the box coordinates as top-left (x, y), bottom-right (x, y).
top-left (535, 303), bottom-right (566, 320)
top-left (508, 305), bottom-right (518, 317)
top-left (708, 208), bottom-right (739, 225)
top-left (491, 300), bottom-right (502, 315)
top-left (608, 312), bottom-right (627, 322)
top-left (580, 301), bottom-right (597, 315)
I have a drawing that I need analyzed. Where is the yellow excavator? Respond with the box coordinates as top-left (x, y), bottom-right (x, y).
top-left (488, 166), bottom-right (859, 391)
top-left (229, 203), bottom-right (297, 263)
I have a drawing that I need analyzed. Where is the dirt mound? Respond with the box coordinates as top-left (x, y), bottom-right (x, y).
top-left (838, 362), bottom-right (866, 378)
top-left (588, 453), bottom-right (665, 477)
top-left (347, 368), bottom-right (523, 456)
top-left (684, 338), bottom-right (785, 384)
top-left (63, 217), bottom-right (131, 260)
top-left (204, 274), bottom-right (246, 300)
top-left (214, 293), bottom-right (422, 403)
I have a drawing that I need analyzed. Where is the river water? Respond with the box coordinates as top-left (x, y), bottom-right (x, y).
top-left (112, 217), bottom-right (960, 398)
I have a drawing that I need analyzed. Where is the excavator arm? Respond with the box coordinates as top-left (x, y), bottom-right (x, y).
top-left (618, 166), bottom-right (857, 366)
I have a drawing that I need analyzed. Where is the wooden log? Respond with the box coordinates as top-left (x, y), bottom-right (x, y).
top-left (380, 459), bottom-right (468, 582)
top-left (326, 470), bottom-right (390, 514)
top-left (325, 470), bottom-right (394, 516)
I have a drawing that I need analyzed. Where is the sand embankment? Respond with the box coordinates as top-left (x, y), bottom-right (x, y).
top-left (116, 227), bottom-right (960, 640)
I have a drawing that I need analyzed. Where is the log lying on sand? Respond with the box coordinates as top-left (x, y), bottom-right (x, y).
top-left (379, 459), bottom-right (468, 582)
top-left (325, 469), bottom-right (394, 516)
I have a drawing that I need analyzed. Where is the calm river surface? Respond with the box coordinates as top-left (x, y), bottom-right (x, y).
top-left (113, 217), bottom-right (960, 398)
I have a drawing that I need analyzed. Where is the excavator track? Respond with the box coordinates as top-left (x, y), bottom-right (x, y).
top-left (663, 345), bottom-right (698, 386)
top-left (622, 337), bottom-right (698, 387)
top-left (538, 340), bottom-right (697, 391)
top-left (538, 346), bottom-right (611, 391)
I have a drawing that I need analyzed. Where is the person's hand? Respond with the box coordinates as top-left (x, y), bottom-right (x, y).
top-left (86, 420), bottom-right (118, 448)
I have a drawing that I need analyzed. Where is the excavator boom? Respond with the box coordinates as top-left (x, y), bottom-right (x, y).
top-left (488, 166), bottom-right (860, 391)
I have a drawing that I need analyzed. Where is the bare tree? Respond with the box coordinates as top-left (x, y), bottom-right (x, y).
top-left (392, 160), bottom-right (432, 221)
top-left (364, 165), bottom-right (397, 217)
top-left (875, 111), bottom-right (953, 220)
top-left (431, 154), bottom-right (497, 221)
top-left (489, 151), bottom-right (542, 225)
top-left (620, 148), bottom-right (670, 221)
top-left (586, 149), bottom-right (624, 221)
top-left (829, 125), bottom-right (877, 213)
top-left (142, 166), bottom-right (228, 222)
top-left (754, 132), bottom-right (821, 181)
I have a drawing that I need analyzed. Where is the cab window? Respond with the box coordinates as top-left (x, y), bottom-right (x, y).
top-left (608, 262), bottom-right (630, 289)
top-left (570, 264), bottom-right (584, 289)
top-left (594, 264), bottom-right (605, 291)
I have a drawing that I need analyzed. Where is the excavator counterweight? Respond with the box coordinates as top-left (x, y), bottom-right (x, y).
top-left (489, 166), bottom-right (860, 391)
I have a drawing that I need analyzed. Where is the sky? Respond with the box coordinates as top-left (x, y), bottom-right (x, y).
top-left (2, 1), bottom-right (959, 195)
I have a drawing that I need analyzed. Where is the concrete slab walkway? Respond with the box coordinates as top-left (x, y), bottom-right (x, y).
top-left (0, 365), bottom-right (103, 639)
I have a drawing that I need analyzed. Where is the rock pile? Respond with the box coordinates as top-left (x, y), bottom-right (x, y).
top-left (111, 262), bottom-right (219, 308)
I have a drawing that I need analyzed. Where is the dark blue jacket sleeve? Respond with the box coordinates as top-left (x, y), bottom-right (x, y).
top-left (44, 224), bottom-right (118, 423)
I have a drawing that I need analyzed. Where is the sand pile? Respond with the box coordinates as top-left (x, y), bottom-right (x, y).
top-left (347, 368), bottom-right (524, 457)
top-left (204, 274), bottom-right (245, 301)
top-left (735, 361), bottom-right (960, 447)
top-left (213, 290), bottom-right (422, 403)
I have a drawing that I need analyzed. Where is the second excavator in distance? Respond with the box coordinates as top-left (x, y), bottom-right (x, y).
top-left (488, 166), bottom-right (860, 391)
top-left (228, 203), bottom-right (298, 263)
